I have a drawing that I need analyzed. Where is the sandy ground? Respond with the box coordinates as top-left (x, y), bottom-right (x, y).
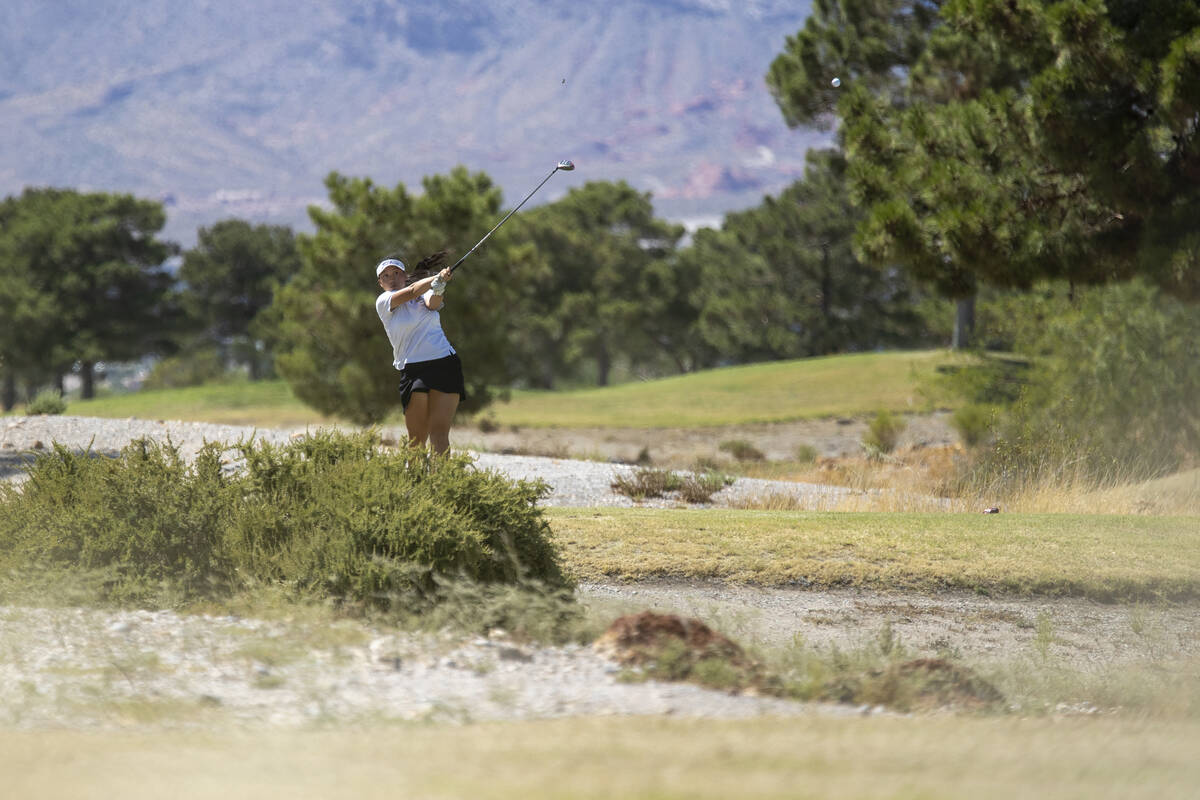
top-left (579, 581), bottom-right (1200, 670)
top-left (449, 411), bottom-right (960, 465)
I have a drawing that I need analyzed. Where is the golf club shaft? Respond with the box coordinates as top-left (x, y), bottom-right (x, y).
top-left (449, 164), bottom-right (566, 273)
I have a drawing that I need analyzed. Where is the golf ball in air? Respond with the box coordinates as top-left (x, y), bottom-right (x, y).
top-left (831, 77), bottom-right (841, 88)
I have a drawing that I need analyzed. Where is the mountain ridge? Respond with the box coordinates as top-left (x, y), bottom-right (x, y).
top-left (1, 0), bottom-right (823, 244)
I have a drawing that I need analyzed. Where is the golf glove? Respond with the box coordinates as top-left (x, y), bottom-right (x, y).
top-left (430, 276), bottom-right (447, 295)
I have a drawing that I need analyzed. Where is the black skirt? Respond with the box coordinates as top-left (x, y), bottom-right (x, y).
top-left (397, 353), bottom-right (467, 410)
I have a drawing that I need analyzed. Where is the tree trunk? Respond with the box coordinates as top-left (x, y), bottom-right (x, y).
top-left (81, 361), bottom-right (96, 400)
top-left (1, 374), bottom-right (15, 411)
top-left (820, 243), bottom-right (833, 323)
top-left (596, 344), bottom-right (611, 387)
top-left (952, 295), bottom-right (975, 350)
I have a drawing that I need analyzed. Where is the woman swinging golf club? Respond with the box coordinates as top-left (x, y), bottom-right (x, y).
top-left (374, 251), bottom-right (463, 454)
top-left (373, 161), bottom-right (574, 453)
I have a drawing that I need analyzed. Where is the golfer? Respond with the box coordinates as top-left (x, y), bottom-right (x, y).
top-left (374, 255), bottom-right (464, 454)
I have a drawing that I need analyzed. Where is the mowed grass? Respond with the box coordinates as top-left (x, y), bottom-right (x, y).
top-left (47, 349), bottom-right (952, 429)
top-left (6, 716), bottom-right (1199, 800)
top-left (547, 508), bottom-right (1200, 602)
top-left (478, 350), bottom-right (952, 428)
top-left (61, 380), bottom-right (339, 427)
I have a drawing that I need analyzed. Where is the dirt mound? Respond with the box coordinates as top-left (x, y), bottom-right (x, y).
top-left (594, 611), bottom-right (764, 692)
top-left (824, 657), bottom-right (1006, 712)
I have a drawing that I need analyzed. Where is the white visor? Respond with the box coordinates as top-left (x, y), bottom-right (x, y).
top-left (376, 258), bottom-right (406, 277)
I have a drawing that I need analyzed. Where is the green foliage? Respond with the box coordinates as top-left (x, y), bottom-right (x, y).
top-left (771, 1), bottom-right (1200, 309)
top-left (951, 403), bottom-right (995, 448)
top-left (25, 389), bottom-right (67, 416)
top-left (766, 0), bottom-right (941, 131)
top-left (0, 439), bottom-right (236, 605)
top-left (178, 219), bottom-right (298, 380)
top-left (509, 181), bottom-right (685, 386)
top-left (929, 355), bottom-right (1032, 406)
top-left (263, 167), bottom-right (529, 424)
top-left (863, 409), bottom-right (907, 454)
top-left (0, 431), bottom-right (569, 608)
top-left (0, 188), bottom-right (175, 398)
top-left (986, 280), bottom-right (1200, 480)
top-left (680, 150), bottom-right (933, 363)
top-left (142, 348), bottom-right (227, 390)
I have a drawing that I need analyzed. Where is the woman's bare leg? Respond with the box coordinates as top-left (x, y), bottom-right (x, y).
top-left (403, 391), bottom-right (430, 448)
top-left (426, 390), bottom-right (460, 454)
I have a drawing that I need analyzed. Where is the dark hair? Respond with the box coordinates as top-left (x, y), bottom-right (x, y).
top-left (408, 249), bottom-right (448, 281)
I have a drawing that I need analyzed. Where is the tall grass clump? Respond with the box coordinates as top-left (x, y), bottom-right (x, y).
top-left (972, 281), bottom-right (1200, 496)
top-left (863, 410), bottom-right (906, 455)
top-left (0, 431), bottom-right (569, 610)
top-left (25, 389), bottom-right (67, 415)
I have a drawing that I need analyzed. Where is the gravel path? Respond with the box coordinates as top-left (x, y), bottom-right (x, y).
top-left (1, 416), bottom-right (1196, 730)
top-left (1, 415), bottom-right (859, 509)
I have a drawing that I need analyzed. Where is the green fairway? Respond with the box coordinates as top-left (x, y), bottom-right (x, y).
top-left (51, 349), bottom-right (955, 429)
top-left (489, 350), bottom-right (952, 428)
top-left (59, 380), bottom-right (339, 427)
top-left (546, 508), bottom-right (1200, 601)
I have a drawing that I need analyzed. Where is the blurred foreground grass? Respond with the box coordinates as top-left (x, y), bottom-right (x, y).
top-left (547, 508), bottom-right (1200, 601)
top-left (5, 715), bottom-right (1198, 800)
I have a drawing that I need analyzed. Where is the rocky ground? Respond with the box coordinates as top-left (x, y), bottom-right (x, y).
top-left (1, 415), bottom-right (1196, 730)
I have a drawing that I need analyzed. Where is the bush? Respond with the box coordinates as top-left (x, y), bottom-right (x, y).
top-left (677, 470), bottom-right (734, 504)
top-left (25, 389), bottom-right (67, 416)
top-left (611, 466), bottom-right (732, 504)
top-left (794, 444), bottom-right (819, 463)
top-left (951, 404), bottom-right (995, 448)
top-left (611, 467), bottom-right (682, 500)
top-left (718, 439), bottom-right (765, 462)
top-left (0, 431), bottom-right (569, 608)
top-left (985, 280), bottom-right (1200, 482)
top-left (142, 349), bottom-right (226, 390)
top-left (863, 410), bottom-right (906, 454)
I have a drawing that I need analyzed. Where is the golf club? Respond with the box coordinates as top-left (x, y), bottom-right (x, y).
top-left (448, 160), bottom-right (575, 273)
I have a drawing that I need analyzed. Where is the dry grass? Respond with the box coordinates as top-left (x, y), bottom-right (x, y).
top-left (4, 716), bottom-right (1199, 800)
top-left (731, 447), bottom-right (1200, 515)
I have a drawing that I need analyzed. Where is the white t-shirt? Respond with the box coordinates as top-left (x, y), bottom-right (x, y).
top-left (375, 290), bottom-right (455, 369)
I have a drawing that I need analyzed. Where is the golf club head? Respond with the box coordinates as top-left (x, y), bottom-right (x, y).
top-left (556, 160), bottom-right (575, 171)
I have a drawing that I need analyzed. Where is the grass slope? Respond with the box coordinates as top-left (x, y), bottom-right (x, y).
top-left (489, 350), bottom-right (952, 428)
top-left (547, 509), bottom-right (1200, 601)
top-left (55, 380), bottom-right (336, 427)
top-left (53, 349), bottom-right (952, 429)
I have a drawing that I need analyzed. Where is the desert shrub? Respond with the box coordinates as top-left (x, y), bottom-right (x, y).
top-left (611, 467), bottom-right (682, 500)
top-left (794, 444), bottom-right (819, 463)
top-left (0, 439), bottom-right (236, 605)
top-left (142, 348), bottom-right (226, 390)
top-left (25, 389), bottom-right (67, 415)
top-left (226, 432), bottom-right (566, 606)
top-left (0, 431), bottom-right (568, 608)
top-left (863, 410), bottom-right (906, 454)
top-left (611, 466), bottom-right (731, 504)
top-left (927, 355), bottom-right (1031, 406)
top-left (951, 404), bottom-right (995, 448)
top-left (677, 470), bottom-right (735, 504)
top-left (718, 439), bottom-right (765, 462)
